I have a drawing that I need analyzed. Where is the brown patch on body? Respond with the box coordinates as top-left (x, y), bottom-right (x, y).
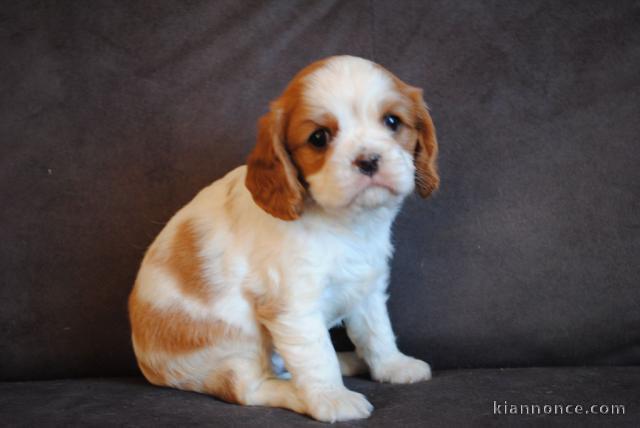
top-left (128, 289), bottom-right (248, 355)
top-left (159, 219), bottom-right (212, 303)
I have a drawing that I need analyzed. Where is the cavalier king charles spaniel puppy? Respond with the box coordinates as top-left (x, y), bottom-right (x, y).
top-left (129, 55), bottom-right (439, 422)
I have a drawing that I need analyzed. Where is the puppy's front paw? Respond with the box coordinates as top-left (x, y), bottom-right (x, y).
top-left (304, 386), bottom-right (373, 422)
top-left (372, 354), bottom-right (432, 384)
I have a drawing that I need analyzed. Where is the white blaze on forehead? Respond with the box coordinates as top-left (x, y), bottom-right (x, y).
top-left (303, 56), bottom-right (398, 125)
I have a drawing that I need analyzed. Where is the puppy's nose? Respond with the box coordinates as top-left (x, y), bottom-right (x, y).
top-left (354, 153), bottom-right (381, 177)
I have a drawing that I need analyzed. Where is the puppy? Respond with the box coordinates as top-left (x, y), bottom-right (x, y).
top-left (129, 55), bottom-right (439, 422)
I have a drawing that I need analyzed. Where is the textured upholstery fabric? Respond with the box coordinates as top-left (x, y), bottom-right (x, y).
top-left (1, 368), bottom-right (639, 427)
top-left (1, 0), bottom-right (638, 385)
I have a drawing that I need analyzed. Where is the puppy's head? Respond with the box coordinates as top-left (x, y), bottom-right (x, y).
top-left (246, 56), bottom-right (439, 220)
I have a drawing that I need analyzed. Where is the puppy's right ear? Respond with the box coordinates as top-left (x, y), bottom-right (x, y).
top-left (245, 107), bottom-right (304, 221)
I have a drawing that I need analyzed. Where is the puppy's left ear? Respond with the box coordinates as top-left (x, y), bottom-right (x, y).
top-left (409, 89), bottom-right (440, 198)
top-left (245, 107), bottom-right (304, 220)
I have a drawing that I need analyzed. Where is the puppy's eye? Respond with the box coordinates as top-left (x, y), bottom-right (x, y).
top-left (383, 114), bottom-right (401, 132)
top-left (308, 128), bottom-right (330, 148)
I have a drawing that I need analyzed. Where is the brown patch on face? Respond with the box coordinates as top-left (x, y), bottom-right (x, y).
top-left (246, 58), bottom-right (338, 217)
top-left (379, 97), bottom-right (420, 152)
top-left (277, 60), bottom-right (339, 181)
top-left (128, 289), bottom-right (248, 355)
top-left (375, 63), bottom-right (440, 197)
top-left (286, 110), bottom-right (338, 179)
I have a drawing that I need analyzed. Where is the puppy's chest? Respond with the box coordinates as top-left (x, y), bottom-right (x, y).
top-left (319, 234), bottom-right (390, 323)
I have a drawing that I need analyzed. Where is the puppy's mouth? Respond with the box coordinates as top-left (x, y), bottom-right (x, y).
top-left (366, 177), bottom-right (399, 196)
top-left (344, 176), bottom-right (400, 208)
top-left (356, 173), bottom-right (400, 196)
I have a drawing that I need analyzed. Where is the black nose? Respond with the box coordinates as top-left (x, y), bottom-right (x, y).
top-left (354, 154), bottom-right (380, 177)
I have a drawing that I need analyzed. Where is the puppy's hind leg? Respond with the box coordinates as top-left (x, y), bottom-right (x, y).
top-left (203, 356), bottom-right (305, 415)
top-left (245, 377), bottom-right (305, 413)
top-left (337, 351), bottom-right (369, 377)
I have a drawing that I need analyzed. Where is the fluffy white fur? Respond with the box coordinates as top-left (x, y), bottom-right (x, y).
top-left (130, 56), bottom-right (436, 422)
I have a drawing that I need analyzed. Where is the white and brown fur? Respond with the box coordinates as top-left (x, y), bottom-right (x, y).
top-left (129, 55), bottom-right (439, 422)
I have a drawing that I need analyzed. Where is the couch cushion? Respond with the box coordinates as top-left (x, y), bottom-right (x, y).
top-left (1, 0), bottom-right (639, 380)
top-left (1, 368), bottom-right (638, 427)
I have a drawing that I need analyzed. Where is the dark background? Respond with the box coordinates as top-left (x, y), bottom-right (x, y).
top-left (1, 0), bottom-right (638, 381)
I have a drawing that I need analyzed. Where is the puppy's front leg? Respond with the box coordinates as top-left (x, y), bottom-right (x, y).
top-left (264, 310), bottom-right (373, 422)
top-left (345, 290), bottom-right (432, 384)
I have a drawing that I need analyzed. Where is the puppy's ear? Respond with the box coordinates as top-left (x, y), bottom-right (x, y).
top-left (409, 88), bottom-right (440, 198)
top-left (245, 107), bottom-right (304, 220)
